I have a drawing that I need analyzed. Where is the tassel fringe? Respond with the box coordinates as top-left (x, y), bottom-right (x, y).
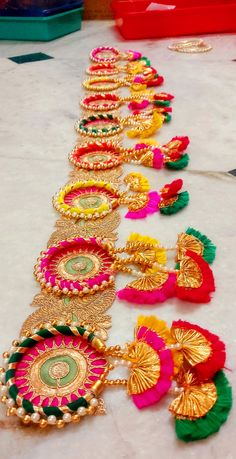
top-left (185, 227), bottom-right (216, 264)
top-left (160, 191), bottom-right (189, 215)
top-left (175, 371), bottom-right (232, 442)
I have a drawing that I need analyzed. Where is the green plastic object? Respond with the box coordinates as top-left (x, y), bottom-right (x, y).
top-left (0, 7), bottom-right (83, 41)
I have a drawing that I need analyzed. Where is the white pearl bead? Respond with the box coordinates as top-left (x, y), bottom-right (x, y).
top-left (16, 407), bottom-right (25, 417)
top-left (44, 323), bottom-right (51, 328)
top-left (63, 413), bottom-right (72, 423)
top-left (3, 358), bottom-right (9, 366)
top-left (31, 412), bottom-right (40, 423)
top-left (53, 286), bottom-right (59, 292)
top-left (20, 336), bottom-right (27, 342)
top-left (47, 415), bottom-right (57, 425)
top-left (6, 398), bottom-right (15, 408)
top-left (71, 321), bottom-right (78, 327)
top-left (83, 287), bottom-right (89, 294)
top-left (57, 321), bottom-right (65, 326)
top-left (113, 359), bottom-right (120, 367)
top-left (90, 398), bottom-right (98, 407)
top-left (0, 373), bottom-right (5, 383)
top-left (62, 288), bottom-right (69, 294)
top-left (0, 385), bottom-right (8, 396)
top-left (93, 285), bottom-right (99, 291)
top-left (46, 282), bottom-right (51, 288)
top-left (77, 407), bottom-right (87, 416)
top-left (32, 328), bottom-right (39, 334)
top-left (73, 289), bottom-right (78, 294)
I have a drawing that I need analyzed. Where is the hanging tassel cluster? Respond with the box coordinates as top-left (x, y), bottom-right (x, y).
top-left (122, 175), bottom-right (189, 220)
top-left (125, 316), bottom-right (232, 442)
top-left (117, 227), bottom-right (216, 304)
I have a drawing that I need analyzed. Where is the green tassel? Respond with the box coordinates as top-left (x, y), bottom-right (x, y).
top-left (139, 56), bottom-right (151, 67)
top-left (154, 100), bottom-right (170, 107)
top-left (175, 371), bottom-right (232, 443)
top-left (165, 154), bottom-right (189, 170)
top-left (160, 191), bottom-right (189, 216)
top-left (185, 227), bottom-right (216, 264)
top-left (164, 113), bottom-right (171, 123)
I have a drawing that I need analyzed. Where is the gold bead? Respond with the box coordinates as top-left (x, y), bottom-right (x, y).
top-left (12, 340), bottom-right (19, 347)
top-left (39, 419), bottom-right (48, 428)
top-left (71, 414), bottom-right (81, 424)
top-left (23, 415), bottom-right (31, 424)
top-left (87, 406), bottom-right (95, 415)
top-left (25, 332), bottom-right (31, 338)
top-left (0, 367), bottom-right (5, 374)
top-left (1, 396), bottom-right (7, 403)
top-left (8, 407), bottom-right (16, 416)
top-left (56, 420), bottom-right (65, 429)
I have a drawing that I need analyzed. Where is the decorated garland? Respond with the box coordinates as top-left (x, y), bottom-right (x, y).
top-left (0, 46), bottom-right (232, 443)
top-left (33, 228), bottom-right (215, 304)
top-left (0, 316), bottom-right (231, 441)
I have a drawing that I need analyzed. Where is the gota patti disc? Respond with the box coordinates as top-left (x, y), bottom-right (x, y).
top-left (34, 237), bottom-right (115, 296)
top-left (53, 181), bottom-right (120, 220)
top-left (81, 94), bottom-right (122, 111)
top-left (69, 142), bottom-right (122, 170)
top-left (90, 46), bottom-right (120, 63)
top-left (86, 63), bottom-right (120, 76)
top-left (83, 77), bottom-right (124, 92)
top-left (5, 325), bottom-right (108, 424)
top-left (75, 114), bottom-right (122, 138)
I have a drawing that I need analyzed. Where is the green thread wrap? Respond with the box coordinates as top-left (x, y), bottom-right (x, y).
top-left (175, 371), bottom-right (232, 442)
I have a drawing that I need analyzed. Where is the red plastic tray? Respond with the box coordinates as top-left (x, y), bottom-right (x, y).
top-left (112, 0), bottom-right (236, 39)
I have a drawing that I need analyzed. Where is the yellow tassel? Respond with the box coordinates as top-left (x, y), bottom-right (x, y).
top-left (124, 172), bottom-right (150, 192)
top-left (139, 111), bottom-right (164, 139)
top-left (131, 83), bottom-right (147, 92)
top-left (141, 138), bottom-right (160, 146)
top-left (127, 233), bottom-right (159, 246)
top-left (137, 316), bottom-right (171, 341)
top-left (127, 233), bottom-right (167, 265)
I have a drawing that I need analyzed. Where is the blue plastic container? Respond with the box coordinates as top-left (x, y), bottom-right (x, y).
top-left (0, 0), bottom-right (83, 16)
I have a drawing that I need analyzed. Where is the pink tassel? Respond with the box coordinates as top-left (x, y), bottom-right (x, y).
top-left (125, 191), bottom-right (160, 219)
top-left (117, 273), bottom-right (176, 304)
top-left (128, 100), bottom-right (150, 111)
top-left (127, 50), bottom-right (142, 60)
top-left (152, 147), bottom-right (164, 169)
top-left (132, 327), bottom-right (174, 409)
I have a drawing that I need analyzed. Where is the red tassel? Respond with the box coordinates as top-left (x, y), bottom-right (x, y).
top-left (161, 179), bottom-right (183, 199)
top-left (147, 75), bottom-right (164, 86)
top-left (176, 250), bottom-right (215, 303)
top-left (153, 92), bottom-right (174, 101)
top-left (171, 320), bottom-right (226, 380)
top-left (164, 136), bottom-right (190, 152)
